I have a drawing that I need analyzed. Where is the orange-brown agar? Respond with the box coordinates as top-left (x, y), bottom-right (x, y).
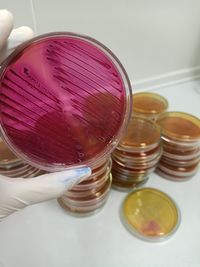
top-left (133, 92), bottom-right (168, 115)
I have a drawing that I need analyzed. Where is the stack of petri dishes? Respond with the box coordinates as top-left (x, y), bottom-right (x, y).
top-left (111, 117), bottom-right (162, 191)
top-left (132, 92), bottom-right (168, 121)
top-left (156, 112), bottom-right (200, 181)
top-left (0, 138), bottom-right (45, 178)
top-left (58, 156), bottom-right (112, 216)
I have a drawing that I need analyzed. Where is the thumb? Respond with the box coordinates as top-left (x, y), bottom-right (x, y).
top-left (7, 26), bottom-right (34, 51)
top-left (0, 167), bottom-right (91, 219)
top-left (0, 26), bottom-right (34, 62)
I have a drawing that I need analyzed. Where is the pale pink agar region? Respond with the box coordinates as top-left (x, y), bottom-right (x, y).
top-left (141, 220), bottom-right (162, 236)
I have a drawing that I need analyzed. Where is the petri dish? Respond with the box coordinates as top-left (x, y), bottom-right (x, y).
top-left (113, 144), bottom-right (160, 159)
top-left (158, 161), bottom-right (199, 177)
top-left (156, 167), bottom-right (196, 182)
top-left (114, 145), bottom-right (161, 160)
top-left (160, 155), bottom-right (200, 167)
top-left (162, 135), bottom-right (199, 149)
top-left (112, 158), bottom-right (156, 174)
top-left (163, 144), bottom-right (200, 157)
top-left (64, 174), bottom-right (111, 204)
top-left (113, 147), bottom-right (162, 166)
top-left (122, 188), bottom-right (180, 241)
top-left (58, 193), bottom-right (109, 216)
top-left (0, 32), bottom-right (132, 171)
top-left (156, 112), bottom-right (200, 142)
top-left (117, 117), bottom-right (161, 152)
top-left (112, 168), bottom-right (148, 183)
top-left (58, 174), bottom-right (112, 216)
top-left (112, 176), bottom-right (149, 192)
top-left (162, 136), bottom-right (199, 149)
top-left (112, 150), bottom-right (161, 169)
top-left (132, 92), bottom-right (168, 116)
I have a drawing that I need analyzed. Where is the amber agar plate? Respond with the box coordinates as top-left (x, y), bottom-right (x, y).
top-left (132, 92), bottom-right (168, 115)
top-left (117, 117), bottom-right (161, 152)
top-left (157, 112), bottom-right (200, 142)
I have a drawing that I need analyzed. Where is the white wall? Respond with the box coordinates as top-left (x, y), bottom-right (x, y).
top-left (1, 0), bottom-right (200, 89)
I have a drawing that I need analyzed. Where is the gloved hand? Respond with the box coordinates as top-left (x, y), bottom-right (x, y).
top-left (0, 9), bottom-right (91, 220)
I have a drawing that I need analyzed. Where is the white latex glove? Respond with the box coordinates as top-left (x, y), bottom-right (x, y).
top-left (0, 10), bottom-right (92, 220)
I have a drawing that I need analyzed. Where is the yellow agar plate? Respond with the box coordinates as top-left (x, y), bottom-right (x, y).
top-left (122, 188), bottom-right (180, 241)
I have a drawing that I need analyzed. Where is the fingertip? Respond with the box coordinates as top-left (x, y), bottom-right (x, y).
top-left (57, 167), bottom-right (92, 190)
top-left (6, 26), bottom-right (34, 52)
top-left (70, 166), bottom-right (92, 178)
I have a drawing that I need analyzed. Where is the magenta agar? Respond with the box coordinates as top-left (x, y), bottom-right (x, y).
top-left (0, 33), bottom-right (132, 171)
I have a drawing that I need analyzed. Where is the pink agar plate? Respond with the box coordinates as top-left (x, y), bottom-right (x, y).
top-left (0, 33), bottom-right (132, 171)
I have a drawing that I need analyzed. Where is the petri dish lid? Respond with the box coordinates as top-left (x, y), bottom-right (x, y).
top-left (118, 117), bottom-right (161, 151)
top-left (132, 92), bottom-right (168, 115)
top-left (156, 112), bottom-right (200, 142)
top-left (0, 32), bottom-right (132, 171)
top-left (122, 188), bottom-right (180, 242)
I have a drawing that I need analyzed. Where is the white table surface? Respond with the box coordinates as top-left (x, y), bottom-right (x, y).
top-left (0, 80), bottom-right (200, 267)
